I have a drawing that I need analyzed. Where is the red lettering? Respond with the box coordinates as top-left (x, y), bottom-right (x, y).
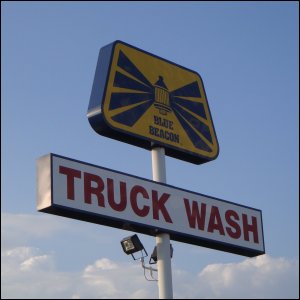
top-left (84, 172), bottom-right (105, 207)
top-left (208, 206), bottom-right (225, 235)
top-left (107, 178), bottom-right (127, 212)
top-left (152, 191), bottom-right (172, 223)
top-left (130, 185), bottom-right (150, 217)
top-left (225, 210), bottom-right (241, 239)
top-left (184, 199), bottom-right (206, 230)
top-left (59, 166), bottom-right (81, 200)
top-left (242, 214), bottom-right (259, 243)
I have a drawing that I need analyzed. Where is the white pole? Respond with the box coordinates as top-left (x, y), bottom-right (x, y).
top-left (151, 147), bottom-right (173, 299)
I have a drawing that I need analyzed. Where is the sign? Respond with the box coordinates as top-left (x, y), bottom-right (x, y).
top-left (37, 153), bottom-right (265, 257)
top-left (87, 40), bottom-right (219, 165)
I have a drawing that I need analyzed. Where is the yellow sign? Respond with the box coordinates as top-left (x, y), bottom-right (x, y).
top-left (88, 41), bottom-right (219, 164)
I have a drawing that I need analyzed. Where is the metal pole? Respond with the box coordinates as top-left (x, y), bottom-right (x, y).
top-left (151, 147), bottom-right (173, 299)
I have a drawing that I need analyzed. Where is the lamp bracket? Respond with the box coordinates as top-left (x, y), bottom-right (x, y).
top-left (141, 257), bottom-right (158, 282)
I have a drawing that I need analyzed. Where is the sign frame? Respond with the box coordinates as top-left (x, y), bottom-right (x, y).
top-left (37, 153), bottom-right (265, 257)
top-left (87, 40), bottom-right (219, 165)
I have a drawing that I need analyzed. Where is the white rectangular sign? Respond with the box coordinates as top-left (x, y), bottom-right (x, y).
top-left (37, 153), bottom-right (265, 257)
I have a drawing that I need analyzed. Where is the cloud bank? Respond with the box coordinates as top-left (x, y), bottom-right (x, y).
top-left (1, 213), bottom-right (299, 299)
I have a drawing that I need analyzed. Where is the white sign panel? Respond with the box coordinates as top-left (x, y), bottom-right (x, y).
top-left (37, 154), bottom-right (265, 257)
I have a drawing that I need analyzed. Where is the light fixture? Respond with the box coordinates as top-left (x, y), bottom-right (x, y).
top-left (149, 244), bottom-right (173, 264)
top-left (120, 234), bottom-right (148, 260)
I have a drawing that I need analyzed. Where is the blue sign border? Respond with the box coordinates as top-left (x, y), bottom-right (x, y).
top-left (87, 40), bottom-right (219, 165)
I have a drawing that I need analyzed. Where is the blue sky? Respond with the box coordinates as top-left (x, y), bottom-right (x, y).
top-left (1, 2), bottom-right (299, 298)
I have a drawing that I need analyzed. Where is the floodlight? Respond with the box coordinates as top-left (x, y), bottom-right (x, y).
top-left (120, 234), bottom-right (148, 260)
top-left (149, 244), bottom-right (173, 264)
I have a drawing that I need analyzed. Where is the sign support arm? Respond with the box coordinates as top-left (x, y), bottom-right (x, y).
top-left (152, 147), bottom-right (173, 299)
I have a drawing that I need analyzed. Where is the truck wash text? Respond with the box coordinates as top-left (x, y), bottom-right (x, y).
top-left (59, 166), bottom-right (259, 244)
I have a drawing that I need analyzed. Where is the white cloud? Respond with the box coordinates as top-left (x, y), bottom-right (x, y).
top-left (2, 247), bottom-right (298, 299)
top-left (20, 254), bottom-right (51, 271)
top-left (1, 246), bottom-right (73, 299)
top-left (1, 246), bottom-right (54, 276)
top-left (1, 213), bottom-right (72, 250)
top-left (1, 245), bottom-right (156, 299)
top-left (84, 258), bottom-right (118, 272)
top-left (173, 254), bottom-right (299, 299)
top-left (1, 213), bottom-right (299, 299)
top-left (198, 254), bottom-right (299, 299)
top-left (78, 258), bottom-right (156, 299)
